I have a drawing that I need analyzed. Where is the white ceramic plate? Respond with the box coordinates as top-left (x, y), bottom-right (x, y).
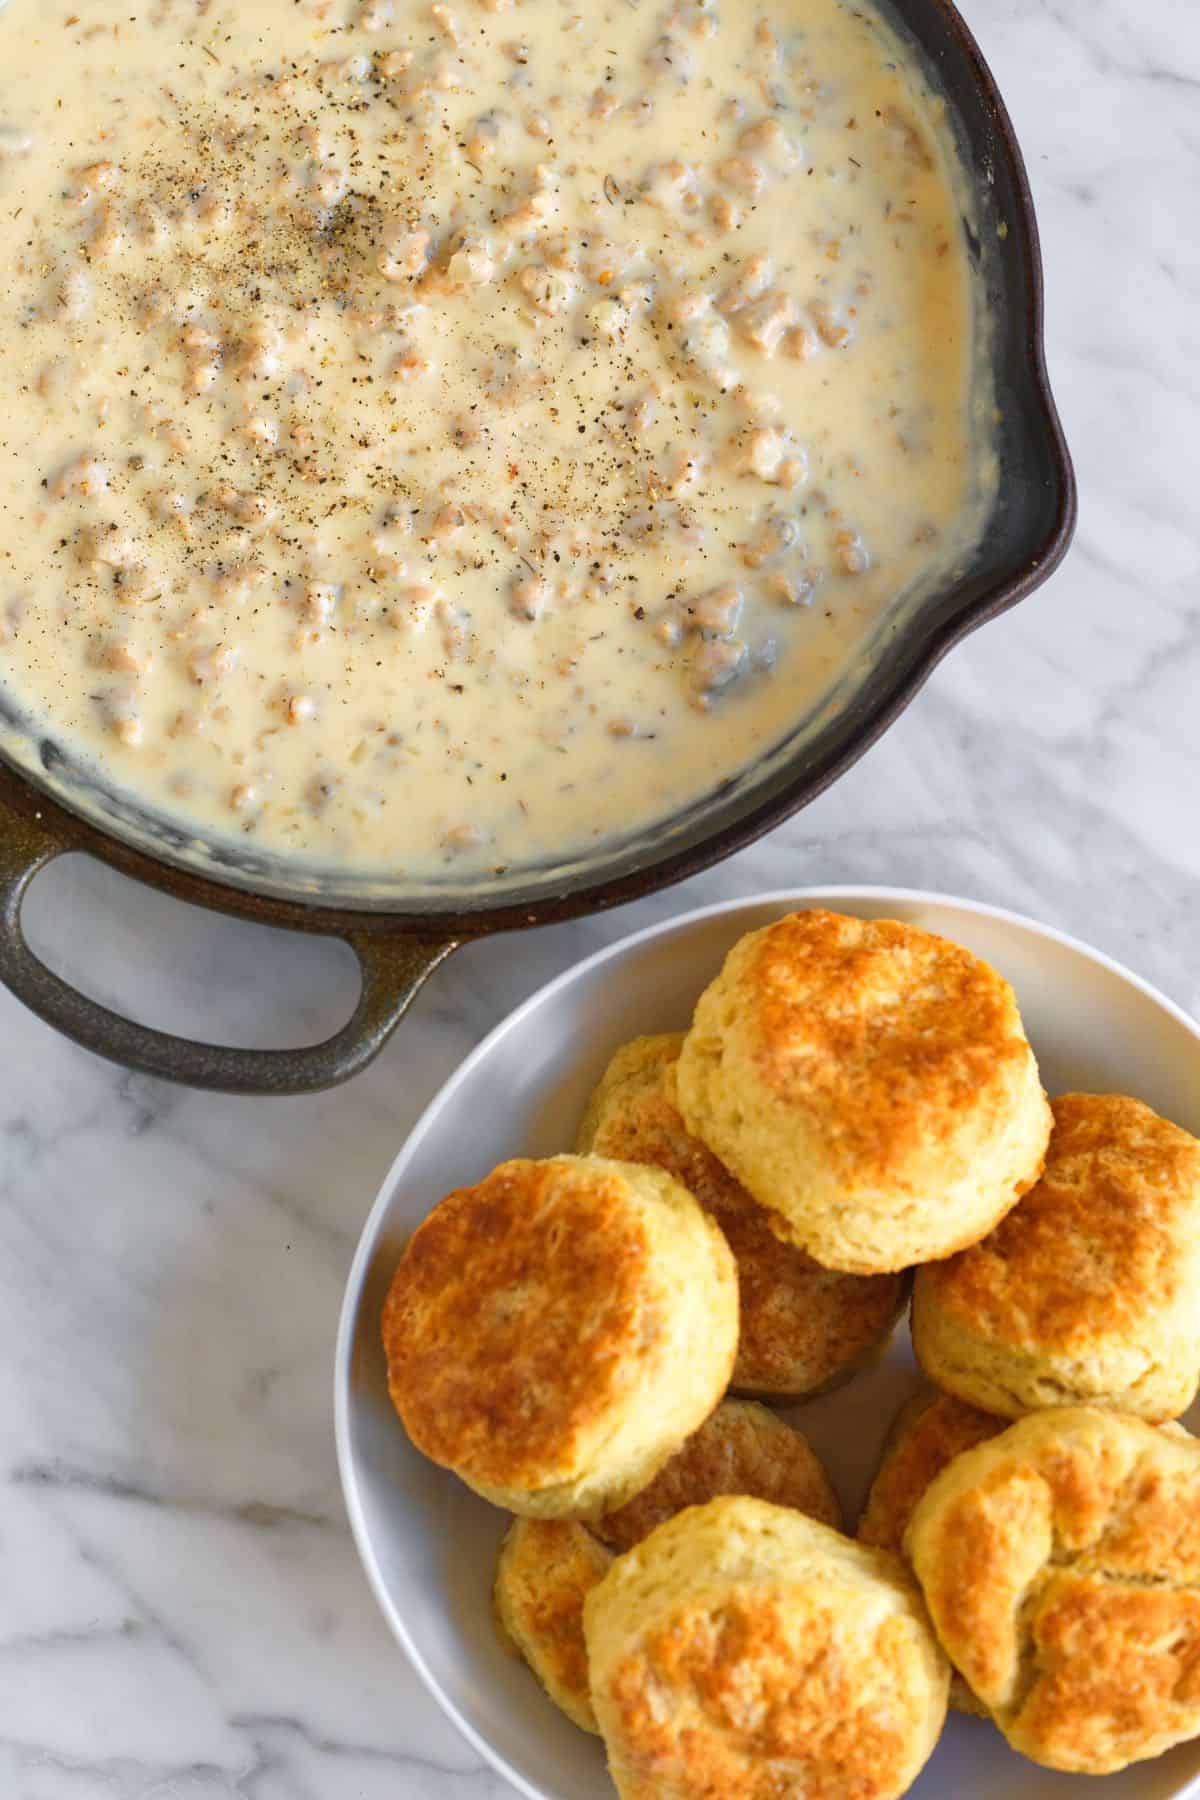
top-left (336, 888), bottom-right (1200, 1800)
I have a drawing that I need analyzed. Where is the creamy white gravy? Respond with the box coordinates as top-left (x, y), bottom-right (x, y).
top-left (0, 0), bottom-right (982, 877)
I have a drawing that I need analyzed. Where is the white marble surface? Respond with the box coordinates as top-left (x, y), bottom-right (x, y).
top-left (1, 1), bottom-right (1198, 1794)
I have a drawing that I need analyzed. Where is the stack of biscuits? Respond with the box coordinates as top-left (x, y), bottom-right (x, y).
top-left (381, 909), bottom-right (1200, 1797)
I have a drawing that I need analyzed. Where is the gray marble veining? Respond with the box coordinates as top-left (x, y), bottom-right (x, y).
top-left (1, 1), bottom-right (1198, 1794)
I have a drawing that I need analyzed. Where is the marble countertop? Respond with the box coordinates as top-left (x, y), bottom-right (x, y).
top-left (2, 1), bottom-right (1197, 1794)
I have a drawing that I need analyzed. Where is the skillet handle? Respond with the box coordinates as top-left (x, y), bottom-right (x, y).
top-left (0, 819), bottom-right (459, 1096)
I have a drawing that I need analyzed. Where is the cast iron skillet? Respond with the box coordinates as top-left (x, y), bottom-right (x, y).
top-left (0, 0), bottom-right (1076, 1095)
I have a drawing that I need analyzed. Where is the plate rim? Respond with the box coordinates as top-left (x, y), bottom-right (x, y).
top-left (334, 885), bottom-right (1200, 1800)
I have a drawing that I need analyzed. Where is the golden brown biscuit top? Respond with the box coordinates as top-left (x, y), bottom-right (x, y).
top-left (739, 911), bottom-right (1032, 1177)
top-left (1018, 1576), bottom-right (1200, 1772)
top-left (594, 1401), bottom-right (840, 1554)
top-left (916, 1093), bottom-right (1200, 1354)
top-left (496, 1520), bottom-right (612, 1709)
top-left (606, 1592), bottom-right (927, 1799)
top-left (581, 1033), bottom-right (904, 1390)
top-left (907, 1408), bottom-right (1200, 1768)
top-left (383, 1157), bottom-right (653, 1489)
top-left (858, 1390), bottom-right (1003, 1558)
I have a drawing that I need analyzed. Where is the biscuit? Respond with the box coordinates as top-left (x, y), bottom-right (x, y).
top-left (858, 1387), bottom-right (1004, 1716)
top-left (595, 1398), bottom-right (841, 1553)
top-left (383, 1154), bottom-right (738, 1517)
top-left (493, 1401), bottom-right (838, 1736)
top-left (906, 1407), bottom-right (1200, 1774)
top-left (912, 1093), bottom-right (1200, 1421)
top-left (858, 1388), bottom-right (1005, 1560)
top-left (494, 1520), bottom-right (612, 1734)
top-left (675, 910), bottom-right (1050, 1273)
top-left (585, 1496), bottom-right (949, 1800)
top-left (578, 1034), bottom-right (907, 1396)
